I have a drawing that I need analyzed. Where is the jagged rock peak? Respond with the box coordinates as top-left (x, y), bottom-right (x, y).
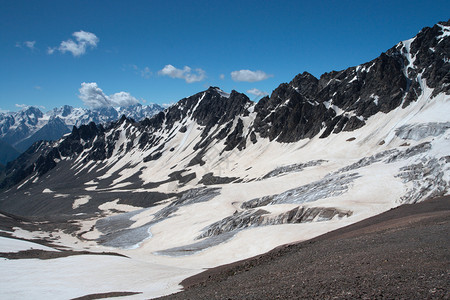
top-left (207, 86), bottom-right (231, 97)
top-left (70, 122), bottom-right (105, 141)
top-left (289, 71), bottom-right (319, 99)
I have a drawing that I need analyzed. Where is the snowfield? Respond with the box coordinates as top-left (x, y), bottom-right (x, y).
top-left (0, 255), bottom-right (200, 300)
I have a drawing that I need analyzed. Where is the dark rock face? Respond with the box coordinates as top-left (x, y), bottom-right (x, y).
top-left (154, 87), bottom-right (252, 153)
top-left (251, 48), bottom-right (406, 141)
top-left (0, 140), bottom-right (53, 189)
top-left (408, 20), bottom-right (450, 97)
top-left (253, 74), bottom-right (329, 142)
top-left (251, 20), bottom-right (449, 142)
top-left (199, 173), bottom-right (239, 185)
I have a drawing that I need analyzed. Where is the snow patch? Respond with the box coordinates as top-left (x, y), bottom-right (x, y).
top-left (437, 23), bottom-right (450, 41)
top-left (72, 195), bottom-right (92, 209)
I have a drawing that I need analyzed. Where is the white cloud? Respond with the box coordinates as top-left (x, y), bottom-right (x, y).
top-left (15, 41), bottom-right (36, 50)
top-left (78, 82), bottom-right (140, 109)
top-left (34, 86), bottom-right (42, 90)
top-left (247, 88), bottom-right (269, 97)
top-left (15, 104), bottom-right (29, 109)
top-left (219, 74), bottom-right (225, 80)
top-left (14, 104), bottom-right (45, 110)
top-left (231, 69), bottom-right (272, 82)
top-left (158, 64), bottom-right (206, 83)
top-left (24, 41), bottom-right (36, 49)
top-left (109, 92), bottom-right (140, 107)
top-left (49, 31), bottom-right (99, 57)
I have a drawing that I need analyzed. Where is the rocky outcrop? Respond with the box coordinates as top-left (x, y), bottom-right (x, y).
top-left (199, 173), bottom-right (239, 185)
top-left (197, 206), bottom-right (352, 239)
top-left (261, 160), bottom-right (327, 179)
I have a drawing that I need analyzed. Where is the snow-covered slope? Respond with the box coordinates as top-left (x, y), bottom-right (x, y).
top-left (0, 20), bottom-right (449, 299)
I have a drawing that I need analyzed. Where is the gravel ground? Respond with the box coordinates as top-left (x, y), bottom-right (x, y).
top-left (159, 196), bottom-right (450, 299)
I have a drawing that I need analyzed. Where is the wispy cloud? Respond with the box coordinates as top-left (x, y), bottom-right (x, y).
top-left (48, 31), bottom-right (99, 57)
top-left (247, 88), bottom-right (269, 97)
top-left (219, 74), bottom-right (225, 80)
top-left (123, 64), bottom-right (152, 79)
top-left (24, 41), bottom-right (36, 50)
top-left (78, 82), bottom-right (141, 109)
top-left (141, 66), bottom-right (151, 79)
top-left (15, 104), bottom-right (45, 110)
top-left (122, 64), bottom-right (138, 72)
top-left (231, 69), bottom-right (272, 82)
top-left (15, 104), bottom-right (29, 109)
top-left (34, 85), bottom-right (42, 90)
top-left (15, 41), bottom-right (36, 50)
top-left (158, 64), bottom-right (206, 83)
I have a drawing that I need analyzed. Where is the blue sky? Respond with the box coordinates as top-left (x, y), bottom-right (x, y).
top-left (1, 0), bottom-right (449, 112)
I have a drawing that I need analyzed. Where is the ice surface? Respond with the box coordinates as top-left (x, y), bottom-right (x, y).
top-left (0, 254), bottom-right (200, 299)
top-left (395, 122), bottom-right (450, 141)
top-left (0, 237), bottom-right (58, 253)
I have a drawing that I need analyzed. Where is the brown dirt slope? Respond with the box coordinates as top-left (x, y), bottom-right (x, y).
top-left (159, 196), bottom-right (450, 299)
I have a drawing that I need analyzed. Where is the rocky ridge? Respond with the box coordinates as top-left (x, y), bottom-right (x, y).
top-left (0, 103), bottom-right (164, 160)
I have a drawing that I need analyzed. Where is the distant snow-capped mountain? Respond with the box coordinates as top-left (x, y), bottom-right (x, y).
top-left (0, 103), bottom-right (164, 163)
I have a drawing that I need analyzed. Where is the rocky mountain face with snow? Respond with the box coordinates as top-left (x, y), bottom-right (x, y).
top-left (0, 20), bottom-right (449, 299)
top-left (0, 103), bottom-right (164, 164)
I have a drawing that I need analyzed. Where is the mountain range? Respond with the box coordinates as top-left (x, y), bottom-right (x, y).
top-left (0, 20), bottom-right (449, 299)
top-left (0, 103), bottom-right (164, 164)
